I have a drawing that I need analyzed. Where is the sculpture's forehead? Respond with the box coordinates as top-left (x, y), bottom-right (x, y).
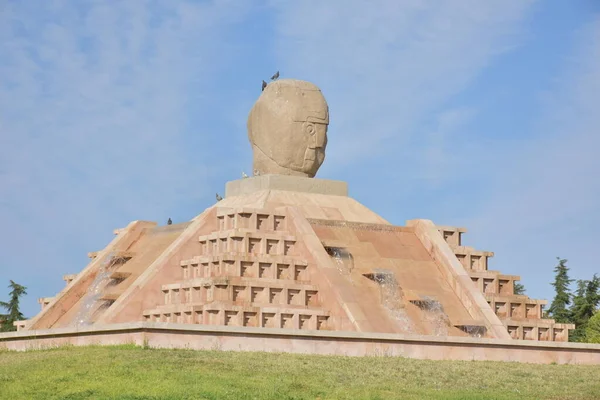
top-left (271, 81), bottom-right (329, 123)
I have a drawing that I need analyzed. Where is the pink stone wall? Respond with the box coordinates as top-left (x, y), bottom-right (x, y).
top-left (99, 209), bottom-right (219, 324)
top-left (1, 323), bottom-right (599, 365)
top-left (407, 219), bottom-right (511, 339)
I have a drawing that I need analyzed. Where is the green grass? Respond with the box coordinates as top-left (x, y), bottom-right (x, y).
top-left (1, 345), bottom-right (599, 399)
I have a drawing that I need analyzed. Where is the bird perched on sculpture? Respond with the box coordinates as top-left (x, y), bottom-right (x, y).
top-left (261, 80), bottom-right (267, 91)
top-left (271, 71), bottom-right (280, 80)
top-left (216, 193), bottom-right (223, 201)
top-left (242, 171), bottom-right (249, 178)
top-left (167, 218), bottom-right (172, 225)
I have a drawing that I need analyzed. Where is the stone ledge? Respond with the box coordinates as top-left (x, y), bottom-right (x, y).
top-left (2, 322), bottom-right (600, 351)
top-left (2, 323), bottom-right (600, 365)
top-left (225, 175), bottom-right (348, 197)
top-left (308, 219), bottom-right (409, 231)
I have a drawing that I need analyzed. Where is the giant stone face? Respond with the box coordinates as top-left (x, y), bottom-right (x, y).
top-left (247, 79), bottom-right (329, 178)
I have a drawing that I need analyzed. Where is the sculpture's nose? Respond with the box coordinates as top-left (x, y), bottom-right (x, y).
top-left (311, 124), bottom-right (326, 148)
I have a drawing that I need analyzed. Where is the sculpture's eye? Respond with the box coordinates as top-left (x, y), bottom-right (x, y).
top-left (305, 122), bottom-right (316, 136)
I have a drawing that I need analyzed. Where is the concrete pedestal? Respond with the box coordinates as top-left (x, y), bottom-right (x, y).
top-left (225, 174), bottom-right (348, 197)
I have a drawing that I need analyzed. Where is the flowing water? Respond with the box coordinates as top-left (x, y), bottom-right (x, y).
top-left (72, 252), bottom-right (117, 327)
top-left (371, 269), bottom-right (414, 333)
top-left (460, 325), bottom-right (486, 338)
top-left (325, 247), bottom-right (354, 277)
top-left (414, 296), bottom-right (450, 336)
top-left (324, 247), bottom-right (416, 334)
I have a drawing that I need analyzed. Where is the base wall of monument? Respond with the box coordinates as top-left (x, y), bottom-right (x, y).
top-left (225, 175), bottom-right (349, 197)
top-left (2, 323), bottom-right (599, 365)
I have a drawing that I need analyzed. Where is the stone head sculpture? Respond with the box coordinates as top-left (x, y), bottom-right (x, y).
top-left (248, 79), bottom-right (329, 178)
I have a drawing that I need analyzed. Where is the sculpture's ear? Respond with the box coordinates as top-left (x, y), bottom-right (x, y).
top-left (302, 121), bottom-right (316, 137)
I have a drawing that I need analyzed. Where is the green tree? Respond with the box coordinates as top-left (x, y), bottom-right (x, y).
top-left (514, 282), bottom-right (526, 295)
top-left (569, 280), bottom-right (588, 341)
top-left (547, 257), bottom-right (573, 323)
top-left (570, 275), bottom-right (600, 342)
top-left (586, 312), bottom-right (600, 343)
top-left (0, 280), bottom-right (27, 332)
top-left (586, 274), bottom-right (600, 308)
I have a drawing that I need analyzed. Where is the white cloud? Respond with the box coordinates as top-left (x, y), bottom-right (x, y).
top-left (418, 107), bottom-right (477, 186)
top-left (0, 0), bottom-right (250, 315)
top-left (465, 16), bottom-right (600, 296)
top-left (270, 0), bottom-right (536, 175)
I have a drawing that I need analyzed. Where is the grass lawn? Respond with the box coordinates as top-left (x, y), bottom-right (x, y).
top-left (1, 345), bottom-right (599, 399)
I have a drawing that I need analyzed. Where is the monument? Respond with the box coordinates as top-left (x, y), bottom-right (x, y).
top-left (2, 78), bottom-right (599, 365)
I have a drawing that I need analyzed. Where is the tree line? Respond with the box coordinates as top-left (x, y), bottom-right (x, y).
top-left (0, 280), bottom-right (27, 332)
top-left (547, 257), bottom-right (600, 343)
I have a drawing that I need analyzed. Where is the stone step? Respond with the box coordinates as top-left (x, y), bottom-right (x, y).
top-left (181, 253), bottom-right (308, 266)
top-left (470, 273), bottom-right (521, 296)
top-left (485, 295), bottom-right (547, 320)
top-left (198, 230), bottom-right (297, 257)
top-left (143, 302), bottom-right (331, 330)
top-left (160, 279), bottom-right (321, 308)
top-left (179, 254), bottom-right (309, 281)
top-left (502, 319), bottom-right (575, 341)
top-left (216, 207), bottom-right (289, 233)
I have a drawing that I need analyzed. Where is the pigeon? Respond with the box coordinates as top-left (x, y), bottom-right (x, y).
top-left (261, 80), bottom-right (267, 91)
top-left (216, 193), bottom-right (223, 202)
top-left (253, 169), bottom-right (261, 176)
top-left (167, 218), bottom-right (172, 225)
top-left (271, 71), bottom-right (280, 80)
top-left (242, 171), bottom-right (249, 178)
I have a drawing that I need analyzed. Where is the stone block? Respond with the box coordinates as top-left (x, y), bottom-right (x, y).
top-left (225, 175), bottom-right (348, 197)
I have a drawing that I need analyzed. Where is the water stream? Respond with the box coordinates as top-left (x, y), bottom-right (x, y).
top-left (371, 269), bottom-right (414, 333)
top-left (414, 296), bottom-right (451, 336)
top-left (459, 325), bottom-right (486, 338)
top-left (72, 252), bottom-right (117, 327)
top-left (325, 247), bottom-right (354, 277)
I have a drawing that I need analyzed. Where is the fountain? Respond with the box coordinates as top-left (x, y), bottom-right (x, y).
top-left (365, 269), bottom-right (414, 333)
top-left (324, 246), bottom-right (354, 277)
top-left (411, 296), bottom-right (451, 336)
top-left (458, 325), bottom-right (487, 338)
top-left (72, 252), bottom-right (120, 326)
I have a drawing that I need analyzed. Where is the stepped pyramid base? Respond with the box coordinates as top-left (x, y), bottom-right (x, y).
top-left (2, 176), bottom-right (598, 364)
top-left (437, 226), bottom-right (576, 342)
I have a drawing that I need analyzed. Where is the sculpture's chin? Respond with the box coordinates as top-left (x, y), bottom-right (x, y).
top-left (250, 130), bottom-right (326, 177)
top-left (300, 157), bottom-right (323, 177)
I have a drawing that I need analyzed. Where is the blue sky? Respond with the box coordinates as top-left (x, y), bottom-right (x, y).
top-left (1, 0), bottom-right (599, 319)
